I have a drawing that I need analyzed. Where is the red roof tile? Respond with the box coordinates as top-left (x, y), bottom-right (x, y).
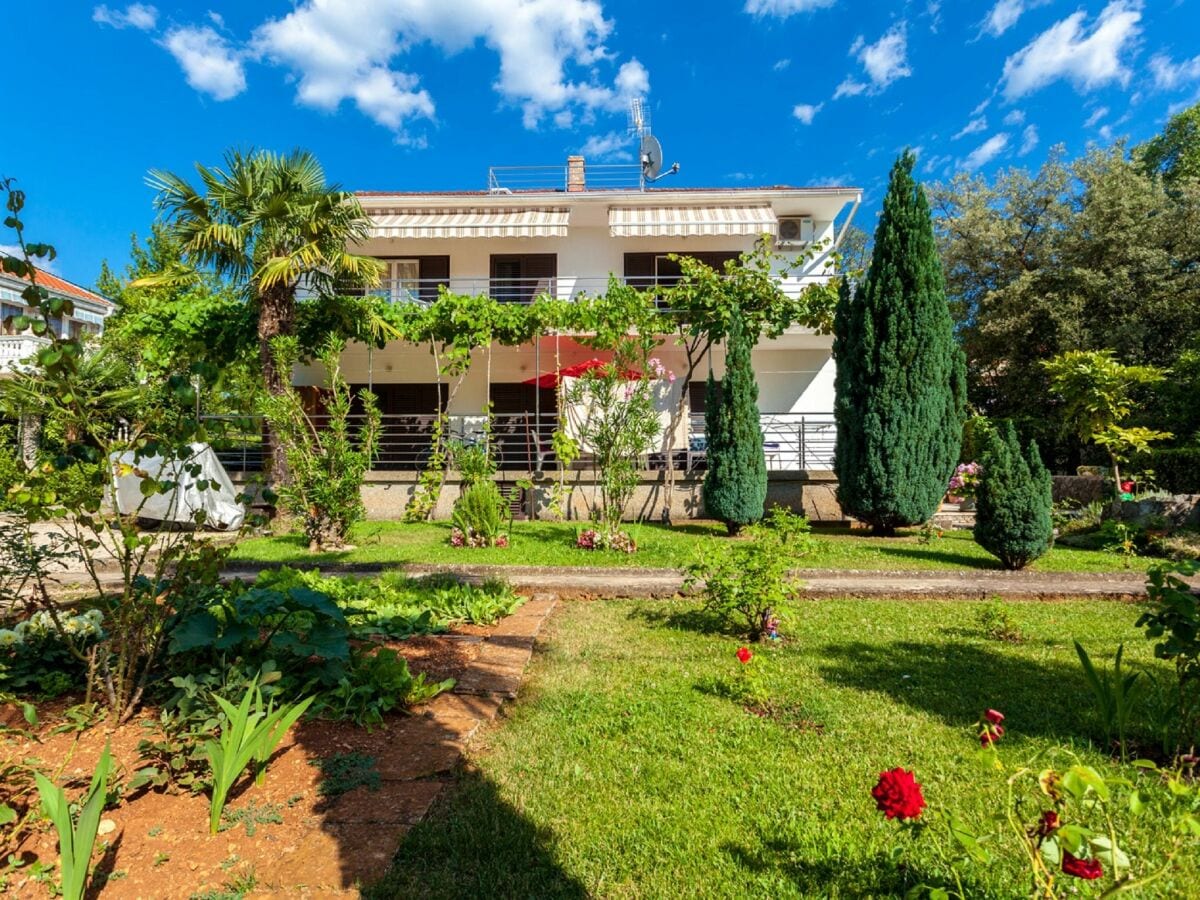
top-left (2, 269), bottom-right (111, 306)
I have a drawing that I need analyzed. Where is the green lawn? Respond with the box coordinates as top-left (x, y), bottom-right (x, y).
top-left (231, 520), bottom-right (1153, 574)
top-left (369, 598), bottom-right (1194, 898)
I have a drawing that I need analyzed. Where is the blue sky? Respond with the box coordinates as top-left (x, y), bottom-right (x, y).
top-left (4, 0), bottom-right (1199, 287)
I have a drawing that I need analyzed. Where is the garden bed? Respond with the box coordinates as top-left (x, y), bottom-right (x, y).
top-left (0, 596), bottom-right (555, 898)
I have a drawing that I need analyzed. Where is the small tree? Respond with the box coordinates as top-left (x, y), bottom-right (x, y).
top-left (563, 337), bottom-right (666, 545)
top-left (834, 150), bottom-right (967, 535)
top-left (974, 422), bottom-right (1054, 570)
top-left (703, 305), bottom-right (767, 535)
top-left (1042, 349), bottom-right (1171, 497)
top-left (260, 338), bottom-right (380, 552)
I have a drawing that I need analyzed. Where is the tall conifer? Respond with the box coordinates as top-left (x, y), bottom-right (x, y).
top-left (834, 150), bottom-right (966, 535)
top-left (974, 422), bottom-right (1054, 569)
top-left (703, 305), bottom-right (767, 535)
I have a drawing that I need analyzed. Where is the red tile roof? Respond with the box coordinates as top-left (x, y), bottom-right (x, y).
top-left (2, 269), bottom-right (111, 306)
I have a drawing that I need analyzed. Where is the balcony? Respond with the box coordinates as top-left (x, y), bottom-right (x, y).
top-left (203, 412), bottom-right (836, 475)
top-left (0, 334), bottom-right (50, 373)
top-left (354, 274), bottom-right (829, 308)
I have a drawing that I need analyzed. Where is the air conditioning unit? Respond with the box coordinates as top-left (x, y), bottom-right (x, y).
top-left (777, 216), bottom-right (814, 246)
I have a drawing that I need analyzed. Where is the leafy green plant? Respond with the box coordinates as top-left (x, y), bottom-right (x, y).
top-left (311, 752), bottom-right (380, 798)
top-left (449, 481), bottom-right (509, 548)
top-left (313, 648), bottom-right (453, 727)
top-left (204, 679), bottom-right (313, 835)
top-left (261, 337), bottom-right (380, 552)
top-left (219, 800), bottom-right (283, 836)
top-left (975, 599), bottom-right (1024, 643)
top-left (1074, 641), bottom-right (1143, 760)
top-left (448, 439), bottom-right (495, 487)
top-left (684, 514), bottom-right (806, 641)
top-left (33, 744), bottom-right (112, 900)
top-left (1136, 560), bottom-right (1200, 757)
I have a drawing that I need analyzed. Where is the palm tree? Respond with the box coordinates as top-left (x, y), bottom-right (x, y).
top-left (142, 148), bottom-right (383, 479)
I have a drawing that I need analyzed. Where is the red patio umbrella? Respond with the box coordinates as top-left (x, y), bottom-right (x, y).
top-left (523, 358), bottom-right (642, 388)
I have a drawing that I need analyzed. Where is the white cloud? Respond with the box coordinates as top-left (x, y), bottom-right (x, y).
top-left (248, 0), bottom-right (647, 135)
top-left (1000, 1), bottom-right (1143, 101)
top-left (953, 116), bottom-right (988, 140)
top-left (1149, 52), bottom-right (1200, 91)
top-left (1019, 124), bottom-right (1039, 155)
top-left (0, 244), bottom-right (58, 274)
top-left (971, 98), bottom-right (991, 116)
top-left (981, 0), bottom-right (1049, 38)
top-left (961, 133), bottom-right (1010, 171)
top-left (161, 26), bottom-right (247, 101)
top-left (925, 2), bottom-right (943, 33)
top-left (833, 77), bottom-right (868, 99)
top-left (579, 131), bottom-right (632, 161)
top-left (93, 3), bottom-right (157, 30)
top-left (773, 58), bottom-right (791, 72)
top-left (792, 102), bottom-right (823, 124)
top-left (1002, 109), bottom-right (1026, 126)
top-left (849, 23), bottom-right (912, 93)
top-left (1084, 106), bottom-right (1109, 128)
top-left (744, 0), bottom-right (836, 18)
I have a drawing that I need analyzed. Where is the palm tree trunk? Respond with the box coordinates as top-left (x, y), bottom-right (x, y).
top-left (258, 283), bottom-right (297, 485)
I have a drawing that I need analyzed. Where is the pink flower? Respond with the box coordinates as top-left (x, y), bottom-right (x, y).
top-left (985, 709), bottom-right (1005, 725)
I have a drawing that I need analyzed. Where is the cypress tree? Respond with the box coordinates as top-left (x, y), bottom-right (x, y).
top-left (834, 150), bottom-right (966, 535)
top-left (703, 304), bottom-right (767, 535)
top-left (974, 422), bottom-right (1054, 570)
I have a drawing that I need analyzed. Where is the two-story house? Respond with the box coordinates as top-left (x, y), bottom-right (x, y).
top-left (291, 157), bottom-right (861, 521)
top-left (0, 269), bottom-right (112, 375)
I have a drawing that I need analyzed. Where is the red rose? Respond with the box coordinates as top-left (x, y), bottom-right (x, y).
top-left (985, 709), bottom-right (1005, 725)
top-left (1062, 851), bottom-right (1102, 880)
top-left (871, 768), bottom-right (926, 821)
top-left (736, 647), bottom-right (752, 664)
top-left (980, 724), bottom-right (1005, 746)
top-left (1037, 810), bottom-right (1060, 837)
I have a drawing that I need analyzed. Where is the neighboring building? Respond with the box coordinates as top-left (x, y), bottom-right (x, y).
top-left (0, 269), bottom-right (113, 375)
top-left (291, 158), bottom-right (861, 519)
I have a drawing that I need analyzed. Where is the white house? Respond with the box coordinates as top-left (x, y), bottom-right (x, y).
top-left (0, 269), bottom-right (112, 375)
top-left (292, 158), bottom-right (860, 519)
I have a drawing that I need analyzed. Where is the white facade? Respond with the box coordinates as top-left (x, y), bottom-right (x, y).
top-left (0, 270), bottom-right (113, 376)
top-left (300, 164), bottom-right (860, 473)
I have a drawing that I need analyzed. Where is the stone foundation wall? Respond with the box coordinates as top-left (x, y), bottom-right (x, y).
top-left (1052, 475), bottom-right (1108, 507)
top-left (234, 470), bottom-right (848, 523)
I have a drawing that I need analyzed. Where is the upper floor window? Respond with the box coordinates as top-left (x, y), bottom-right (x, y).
top-left (490, 254), bottom-right (556, 304)
top-left (1, 302), bottom-right (24, 335)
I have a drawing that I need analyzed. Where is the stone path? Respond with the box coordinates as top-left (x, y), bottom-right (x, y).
top-left (247, 593), bottom-right (557, 898)
top-left (223, 562), bottom-right (1180, 600)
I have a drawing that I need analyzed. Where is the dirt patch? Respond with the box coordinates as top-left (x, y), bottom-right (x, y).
top-left (0, 596), bottom-right (557, 898)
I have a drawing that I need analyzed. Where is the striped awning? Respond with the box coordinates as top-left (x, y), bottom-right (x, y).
top-left (369, 207), bottom-right (570, 239)
top-left (608, 204), bottom-right (778, 238)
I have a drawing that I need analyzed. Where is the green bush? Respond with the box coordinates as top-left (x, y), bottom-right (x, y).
top-left (314, 648), bottom-right (453, 727)
top-left (702, 305), bottom-right (766, 535)
top-left (974, 422), bottom-right (1054, 570)
top-left (0, 425), bottom-right (23, 509)
top-left (450, 481), bottom-right (509, 548)
top-left (0, 609), bottom-right (104, 697)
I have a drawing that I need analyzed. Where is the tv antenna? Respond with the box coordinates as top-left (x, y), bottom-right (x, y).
top-left (627, 98), bottom-right (679, 188)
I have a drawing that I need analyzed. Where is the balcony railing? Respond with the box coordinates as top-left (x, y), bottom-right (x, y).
top-left (487, 164), bottom-right (646, 193)
top-left (201, 412), bottom-right (836, 474)
top-left (0, 334), bottom-right (50, 371)
top-left (350, 274), bottom-right (830, 308)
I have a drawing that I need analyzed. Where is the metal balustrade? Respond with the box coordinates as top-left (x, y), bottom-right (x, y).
top-left (201, 412), bottom-right (836, 474)
top-left (346, 274), bottom-right (831, 308)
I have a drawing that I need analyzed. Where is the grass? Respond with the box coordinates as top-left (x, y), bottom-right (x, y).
top-left (368, 597), bottom-right (1195, 899)
top-left (232, 520), bottom-right (1154, 574)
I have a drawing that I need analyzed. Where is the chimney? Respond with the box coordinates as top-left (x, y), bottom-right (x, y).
top-left (567, 155), bottom-right (586, 192)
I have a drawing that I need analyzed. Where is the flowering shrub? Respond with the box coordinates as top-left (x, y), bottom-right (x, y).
top-left (947, 462), bottom-right (981, 502)
top-left (576, 528), bottom-right (636, 554)
top-left (874, 709), bottom-right (1200, 897)
top-left (450, 527), bottom-right (509, 549)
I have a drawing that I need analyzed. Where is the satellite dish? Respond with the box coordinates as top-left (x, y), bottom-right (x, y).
top-left (640, 134), bottom-right (663, 181)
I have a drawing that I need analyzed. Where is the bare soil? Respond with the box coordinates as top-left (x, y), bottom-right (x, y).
top-left (0, 606), bottom-right (549, 900)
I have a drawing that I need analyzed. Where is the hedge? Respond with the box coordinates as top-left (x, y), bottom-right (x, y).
top-left (1142, 447), bottom-right (1200, 494)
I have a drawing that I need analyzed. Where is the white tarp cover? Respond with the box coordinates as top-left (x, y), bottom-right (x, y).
top-left (111, 443), bottom-right (245, 530)
top-left (563, 376), bottom-right (686, 454)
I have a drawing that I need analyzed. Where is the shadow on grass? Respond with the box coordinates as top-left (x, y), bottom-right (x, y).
top-left (627, 602), bottom-right (743, 638)
top-left (817, 639), bottom-right (1098, 742)
top-left (364, 767), bottom-right (585, 900)
top-left (870, 543), bottom-right (1002, 570)
top-left (721, 838), bottom-right (989, 898)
